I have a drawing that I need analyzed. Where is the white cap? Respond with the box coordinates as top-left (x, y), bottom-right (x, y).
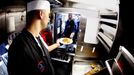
top-left (27, 0), bottom-right (50, 12)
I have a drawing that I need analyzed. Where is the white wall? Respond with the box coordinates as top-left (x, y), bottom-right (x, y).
top-left (84, 16), bottom-right (99, 44)
top-left (74, 8), bottom-right (99, 44)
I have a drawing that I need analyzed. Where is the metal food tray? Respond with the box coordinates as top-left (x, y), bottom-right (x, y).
top-left (72, 59), bottom-right (104, 75)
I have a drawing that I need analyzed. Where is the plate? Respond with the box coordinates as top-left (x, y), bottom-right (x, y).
top-left (59, 38), bottom-right (73, 45)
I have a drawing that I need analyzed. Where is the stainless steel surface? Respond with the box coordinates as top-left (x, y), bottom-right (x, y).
top-left (74, 17), bottom-right (98, 59)
top-left (72, 59), bottom-right (103, 75)
top-left (51, 44), bottom-right (76, 63)
top-left (77, 17), bottom-right (87, 45)
top-left (51, 56), bottom-right (71, 63)
top-left (75, 44), bottom-right (98, 58)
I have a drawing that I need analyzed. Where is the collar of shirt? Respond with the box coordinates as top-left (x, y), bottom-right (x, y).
top-left (35, 35), bottom-right (48, 49)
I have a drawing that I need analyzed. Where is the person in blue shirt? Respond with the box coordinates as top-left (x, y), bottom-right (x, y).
top-left (63, 13), bottom-right (76, 39)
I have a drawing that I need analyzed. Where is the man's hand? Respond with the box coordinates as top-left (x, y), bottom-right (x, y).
top-left (56, 39), bottom-right (63, 46)
top-left (70, 32), bottom-right (75, 39)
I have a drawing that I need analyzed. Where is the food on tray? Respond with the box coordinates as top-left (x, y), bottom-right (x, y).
top-left (84, 63), bottom-right (102, 75)
top-left (63, 38), bottom-right (70, 43)
top-left (59, 38), bottom-right (73, 44)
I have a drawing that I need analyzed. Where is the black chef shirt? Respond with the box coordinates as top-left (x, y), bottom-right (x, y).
top-left (7, 29), bottom-right (55, 75)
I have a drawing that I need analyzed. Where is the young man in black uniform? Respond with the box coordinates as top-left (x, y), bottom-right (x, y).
top-left (7, 0), bottom-right (60, 75)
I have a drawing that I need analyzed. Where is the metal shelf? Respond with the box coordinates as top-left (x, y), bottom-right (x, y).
top-left (97, 32), bottom-right (113, 52)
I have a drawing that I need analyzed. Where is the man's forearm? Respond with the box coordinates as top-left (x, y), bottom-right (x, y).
top-left (48, 43), bottom-right (60, 52)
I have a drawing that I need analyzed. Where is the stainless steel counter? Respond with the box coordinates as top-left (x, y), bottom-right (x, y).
top-left (71, 58), bottom-right (103, 75)
top-left (75, 44), bottom-right (98, 59)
